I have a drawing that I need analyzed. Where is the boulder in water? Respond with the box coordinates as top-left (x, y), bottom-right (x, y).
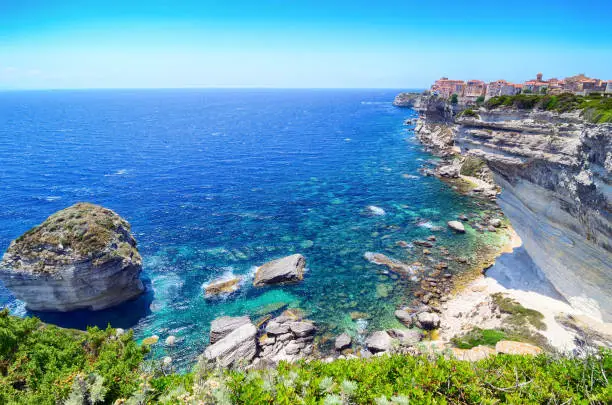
top-left (204, 277), bottom-right (241, 297)
top-left (335, 333), bottom-right (352, 351)
top-left (447, 221), bottom-right (466, 233)
top-left (253, 254), bottom-right (305, 286)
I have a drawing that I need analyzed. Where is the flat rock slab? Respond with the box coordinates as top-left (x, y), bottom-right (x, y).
top-left (210, 316), bottom-right (251, 344)
top-left (289, 321), bottom-right (316, 337)
top-left (204, 323), bottom-right (257, 367)
top-left (253, 254), bottom-right (305, 286)
top-left (387, 329), bottom-right (422, 346)
top-left (495, 340), bottom-right (542, 356)
top-left (394, 309), bottom-right (413, 326)
top-left (451, 346), bottom-right (496, 361)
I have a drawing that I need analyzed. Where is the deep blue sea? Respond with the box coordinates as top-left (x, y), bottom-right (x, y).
top-left (0, 89), bottom-right (504, 367)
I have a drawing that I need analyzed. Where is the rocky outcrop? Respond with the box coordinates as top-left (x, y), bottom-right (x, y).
top-left (0, 203), bottom-right (144, 311)
top-left (210, 316), bottom-right (252, 344)
top-left (335, 333), bottom-right (352, 351)
top-left (393, 92), bottom-right (420, 107)
top-left (203, 321), bottom-right (258, 367)
top-left (409, 94), bottom-right (612, 321)
top-left (203, 310), bottom-right (317, 368)
top-left (253, 254), bottom-right (305, 287)
top-left (259, 312), bottom-right (316, 364)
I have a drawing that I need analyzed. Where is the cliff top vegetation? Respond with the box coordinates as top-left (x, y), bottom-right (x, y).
top-left (484, 93), bottom-right (612, 123)
top-left (1, 310), bottom-right (610, 404)
top-left (4, 203), bottom-right (139, 272)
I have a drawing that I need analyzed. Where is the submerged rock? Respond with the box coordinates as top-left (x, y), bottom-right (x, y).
top-left (0, 203), bottom-right (144, 311)
top-left (365, 205), bottom-right (386, 216)
top-left (447, 221), bottom-right (466, 233)
top-left (253, 254), bottom-right (305, 287)
top-left (364, 252), bottom-right (418, 276)
top-left (204, 277), bottom-right (241, 297)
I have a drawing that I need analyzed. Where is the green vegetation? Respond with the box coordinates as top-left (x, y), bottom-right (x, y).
top-left (460, 156), bottom-right (486, 177)
top-left (457, 108), bottom-right (480, 119)
top-left (0, 309), bottom-right (147, 404)
top-left (2, 310), bottom-right (611, 404)
top-left (450, 93), bottom-right (459, 104)
top-left (8, 202), bottom-right (139, 271)
top-left (484, 93), bottom-right (612, 123)
top-left (492, 293), bottom-right (546, 331)
top-left (451, 328), bottom-right (507, 349)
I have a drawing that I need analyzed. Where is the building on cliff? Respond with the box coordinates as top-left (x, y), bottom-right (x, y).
top-left (485, 80), bottom-right (521, 100)
top-left (431, 77), bottom-right (466, 99)
top-left (463, 80), bottom-right (487, 102)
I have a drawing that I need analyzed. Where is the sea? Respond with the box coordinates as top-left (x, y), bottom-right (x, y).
top-left (0, 89), bottom-right (507, 368)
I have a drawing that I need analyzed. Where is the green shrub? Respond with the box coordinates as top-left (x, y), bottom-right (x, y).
top-left (483, 93), bottom-right (612, 122)
top-left (451, 328), bottom-right (506, 349)
top-left (460, 156), bottom-right (486, 177)
top-left (458, 108), bottom-right (479, 119)
top-left (0, 309), bottom-right (147, 404)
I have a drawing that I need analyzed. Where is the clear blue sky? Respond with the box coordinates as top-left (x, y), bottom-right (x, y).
top-left (1, 1), bottom-right (611, 89)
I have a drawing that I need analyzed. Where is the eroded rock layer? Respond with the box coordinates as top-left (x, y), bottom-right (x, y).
top-left (0, 203), bottom-right (144, 311)
top-left (413, 96), bottom-right (612, 321)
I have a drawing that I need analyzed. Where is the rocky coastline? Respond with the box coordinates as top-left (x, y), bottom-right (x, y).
top-left (405, 93), bottom-right (612, 351)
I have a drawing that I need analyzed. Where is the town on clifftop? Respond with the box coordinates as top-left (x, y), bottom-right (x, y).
top-left (429, 73), bottom-right (611, 104)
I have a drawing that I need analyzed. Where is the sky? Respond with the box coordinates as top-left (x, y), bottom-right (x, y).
top-left (0, 1), bottom-right (611, 89)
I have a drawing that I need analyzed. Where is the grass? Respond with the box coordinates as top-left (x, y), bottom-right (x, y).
top-left (451, 328), bottom-right (507, 349)
top-left (484, 93), bottom-right (612, 123)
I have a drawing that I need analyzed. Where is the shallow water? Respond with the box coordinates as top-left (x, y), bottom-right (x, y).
top-left (0, 89), bottom-right (506, 367)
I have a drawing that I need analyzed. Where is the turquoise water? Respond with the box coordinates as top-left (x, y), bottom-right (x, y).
top-left (0, 89), bottom-right (501, 367)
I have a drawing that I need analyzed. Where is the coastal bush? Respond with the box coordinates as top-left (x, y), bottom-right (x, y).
top-left (457, 108), bottom-right (479, 119)
top-left (2, 311), bottom-right (612, 403)
top-left (0, 309), bottom-right (147, 404)
top-left (183, 351), bottom-right (612, 404)
top-left (484, 93), bottom-right (612, 122)
top-left (460, 156), bottom-right (486, 177)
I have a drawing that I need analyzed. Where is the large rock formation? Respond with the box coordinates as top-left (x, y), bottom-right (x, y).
top-left (0, 203), bottom-right (144, 311)
top-left (393, 92), bottom-right (420, 108)
top-left (412, 95), bottom-right (612, 321)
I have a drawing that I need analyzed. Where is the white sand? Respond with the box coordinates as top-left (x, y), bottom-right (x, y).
top-left (438, 233), bottom-right (611, 352)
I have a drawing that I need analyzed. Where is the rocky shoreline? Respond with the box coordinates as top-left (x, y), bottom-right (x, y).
top-left (407, 93), bottom-right (612, 352)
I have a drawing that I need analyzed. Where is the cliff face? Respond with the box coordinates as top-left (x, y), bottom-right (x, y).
top-left (413, 96), bottom-right (612, 321)
top-left (0, 203), bottom-right (144, 311)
